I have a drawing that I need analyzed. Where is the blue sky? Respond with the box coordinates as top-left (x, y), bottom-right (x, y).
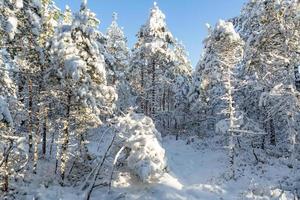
top-left (55, 0), bottom-right (247, 67)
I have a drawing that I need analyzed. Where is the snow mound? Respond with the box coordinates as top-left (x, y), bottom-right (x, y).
top-left (114, 112), bottom-right (167, 183)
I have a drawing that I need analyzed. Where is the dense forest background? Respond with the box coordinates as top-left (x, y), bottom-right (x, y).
top-left (0, 0), bottom-right (299, 199)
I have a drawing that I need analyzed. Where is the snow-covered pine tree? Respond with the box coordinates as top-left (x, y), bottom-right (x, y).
top-left (62, 5), bottom-right (73, 25)
top-left (32, 0), bottom-right (61, 172)
top-left (236, 0), bottom-right (300, 149)
top-left (0, 0), bottom-right (23, 44)
top-left (283, 2), bottom-right (300, 195)
top-left (106, 12), bottom-right (130, 84)
top-left (38, 1), bottom-right (61, 48)
top-left (284, 0), bottom-right (300, 89)
top-left (188, 51), bottom-right (209, 134)
top-left (189, 21), bottom-right (244, 135)
top-left (129, 2), bottom-right (173, 119)
top-left (47, 0), bottom-right (117, 182)
top-left (171, 41), bottom-right (192, 133)
top-left (129, 2), bottom-right (192, 132)
top-left (1, 1), bottom-right (40, 173)
top-left (0, 0), bottom-right (61, 170)
top-left (189, 20), bottom-right (244, 178)
top-left (105, 13), bottom-right (135, 112)
top-left (0, 49), bottom-right (27, 193)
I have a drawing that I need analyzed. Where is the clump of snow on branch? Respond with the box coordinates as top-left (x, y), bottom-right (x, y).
top-left (6, 16), bottom-right (18, 41)
top-left (15, 0), bottom-right (23, 9)
top-left (214, 20), bottom-right (241, 42)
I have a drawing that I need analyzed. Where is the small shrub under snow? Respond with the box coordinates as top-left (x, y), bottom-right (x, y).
top-left (114, 112), bottom-right (167, 183)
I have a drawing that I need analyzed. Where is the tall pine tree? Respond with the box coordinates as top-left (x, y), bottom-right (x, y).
top-left (129, 2), bottom-right (192, 132)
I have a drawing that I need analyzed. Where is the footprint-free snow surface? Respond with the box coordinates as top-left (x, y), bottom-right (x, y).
top-left (91, 136), bottom-right (293, 200)
top-left (31, 136), bottom-right (294, 200)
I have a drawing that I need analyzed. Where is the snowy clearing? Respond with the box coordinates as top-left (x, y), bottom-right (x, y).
top-left (97, 136), bottom-right (294, 200)
top-left (29, 136), bottom-right (295, 200)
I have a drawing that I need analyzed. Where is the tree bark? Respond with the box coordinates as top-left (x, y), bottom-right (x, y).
top-left (269, 119), bottom-right (276, 146)
top-left (42, 110), bottom-right (47, 156)
top-left (3, 154), bottom-right (8, 192)
top-left (28, 79), bottom-right (33, 158)
top-left (151, 59), bottom-right (156, 118)
top-left (61, 92), bottom-right (71, 182)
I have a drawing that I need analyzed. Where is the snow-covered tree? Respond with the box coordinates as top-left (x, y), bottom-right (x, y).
top-left (173, 75), bottom-right (191, 133)
top-left (189, 21), bottom-right (244, 135)
top-left (47, 0), bottom-right (117, 181)
top-left (0, 1), bottom-right (62, 171)
top-left (106, 12), bottom-right (130, 84)
top-left (129, 2), bottom-right (174, 118)
top-left (129, 2), bottom-right (192, 132)
top-left (38, 1), bottom-right (61, 48)
top-left (189, 20), bottom-right (244, 178)
top-left (0, 49), bottom-right (27, 193)
top-left (235, 0), bottom-right (300, 149)
top-left (240, 0), bottom-right (295, 87)
top-left (105, 13), bottom-right (135, 112)
top-left (171, 42), bottom-right (192, 132)
top-left (260, 84), bottom-right (299, 153)
top-left (0, 0), bottom-right (23, 43)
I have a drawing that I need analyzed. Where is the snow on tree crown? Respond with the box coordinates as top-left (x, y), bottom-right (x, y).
top-left (108, 12), bottom-right (122, 32)
top-left (214, 20), bottom-right (241, 42)
top-left (147, 2), bottom-right (166, 32)
top-left (75, 0), bottom-right (99, 28)
top-left (138, 2), bottom-right (173, 41)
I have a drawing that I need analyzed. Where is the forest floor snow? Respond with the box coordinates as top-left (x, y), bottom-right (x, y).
top-left (91, 135), bottom-right (294, 200)
top-left (26, 135), bottom-right (294, 200)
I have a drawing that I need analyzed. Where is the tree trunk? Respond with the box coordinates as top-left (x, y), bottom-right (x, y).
top-left (227, 67), bottom-right (236, 180)
top-left (262, 104), bottom-right (268, 149)
top-left (33, 127), bottom-right (39, 174)
top-left (269, 119), bottom-right (276, 146)
top-left (42, 110), bottom-right (47, 157)
top-left (141, 61), bottom-right (145, 114)
top-left (61, 92), bottom-right (71, 182)
top-left (50, 129), bottom-right (55, 157)
top-left (167, 88), bottom-right (170, 128)
top-left (3, 154), bottom-right (8, 192)
top-left (28, 79), bottom-right (33, 158)
top-left (151, 59), bottom-right (156, 118)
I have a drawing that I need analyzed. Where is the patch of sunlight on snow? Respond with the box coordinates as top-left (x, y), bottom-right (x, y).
top-left (186, 183), bottom-right (226, 195)
top-left (159, 173), bottom-right (183, 190)
top-left (112, 172), bottom-right (133, 188)
top-left (112, 170), bottom-right (183, 191)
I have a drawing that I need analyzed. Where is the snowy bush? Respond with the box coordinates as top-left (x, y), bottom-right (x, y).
top-left (114, 112), bottom-right (167, 183)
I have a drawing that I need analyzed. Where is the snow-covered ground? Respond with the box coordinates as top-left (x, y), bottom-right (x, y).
top-left (91, 136), bottom-right (294, 200)
top-left (91, 136), bottom-right (228, 200)
top-left (24, 135), bottom-right (295, 200)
